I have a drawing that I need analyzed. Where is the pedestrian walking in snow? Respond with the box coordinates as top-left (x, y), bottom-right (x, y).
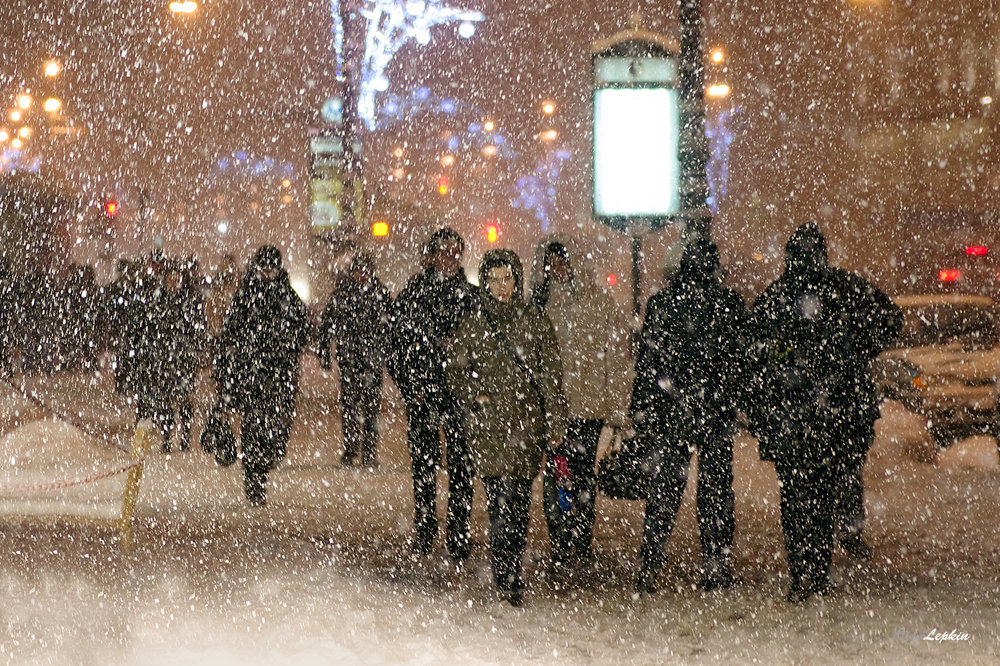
top-left (446, 249), bottom-right (568, 606)
top-left (318, 252), bottom-right (392, 468)
top-left (529, 237), bottom-right (631, 573)
top-left (388, 228), bottom-right (479, 562)
top-left (134, 259), bottom-right (209, 452)
top-left (214, 246), bottom-right (310, 506)
top-left (748, 222), bottom-right (898, 602)
top-left (631, 238), bottom-right (748, 594)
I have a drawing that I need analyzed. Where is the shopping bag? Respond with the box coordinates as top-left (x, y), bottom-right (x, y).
top-left (597, 429), bottom-right (656, 501)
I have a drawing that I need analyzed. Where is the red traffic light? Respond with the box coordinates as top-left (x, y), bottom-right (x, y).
top-left (486, 223), bottom-right (499, 243)
top-left (966, 246), bottom-right (989, 256)
top-left (437, 176), bottom-right (450, 196)
top-left (104, 200), bottom-right (118, 217)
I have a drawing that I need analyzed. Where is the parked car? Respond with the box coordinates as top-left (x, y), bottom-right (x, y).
top-left (874, 294), bottom-right (1000, 447)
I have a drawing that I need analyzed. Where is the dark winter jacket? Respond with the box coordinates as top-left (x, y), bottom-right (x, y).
top-left (631, 238), bottom-right (749, 439)
top-left (388, 267), bottom-right (479, 408)
top-left (214, 251), bottom-right (310, 417)
top-left (748, 223), bottom-right (902, 465)
top-left (134, 281), bottom-right (209, 404)
top-left (446, 249), bottom-right (568, 478)
top-left (318, 273), bottom-right (392, 374)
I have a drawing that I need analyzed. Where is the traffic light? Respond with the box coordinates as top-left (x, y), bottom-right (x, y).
top-left (437, 175), bottom-right (450, 196)
top-left (371, 220), bottom-right (389, 237)
top-left (104, 200), bottom-right (118, 218)
top-left (486, 222), bottom-right (499, 243)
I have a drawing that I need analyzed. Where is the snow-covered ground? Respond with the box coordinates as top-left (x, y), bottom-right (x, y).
top-left (1, 361), bottom-right (999, 665)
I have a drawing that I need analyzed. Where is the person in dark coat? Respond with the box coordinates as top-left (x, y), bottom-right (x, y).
top-left (748, 222), bottom-right (900, 602)
top-left (134, 259), bottom-right (209, 452)
top-left (631, 238), bottom-right (748, 594)
top-left (318, 252), bottom-right (392, 468)
top-left (214, 245), bottom-right (310, 506)
top-left (0, 257), bottom-right (18, 376)
top-left (388, 228), bottom-right (479, 561)
top-left (446, 249), bottom-right (568, 606)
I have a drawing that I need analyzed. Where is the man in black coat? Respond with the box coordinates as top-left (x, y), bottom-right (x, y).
top-left (631, 238), bottom-right (748, 594)
top-left (215, 246), bottom-right (310, 506)
top-left (318, 252), bottom-right (392, 468)
top-left (388, 228), bottom-right (479, 562)
top-left (749, 222), bottom-right (900, 602)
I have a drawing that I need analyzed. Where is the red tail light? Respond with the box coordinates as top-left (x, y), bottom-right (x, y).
top-left (966, 246), bottom-right (989, 256)
top-left (939, 269), bottom-right (961, 282)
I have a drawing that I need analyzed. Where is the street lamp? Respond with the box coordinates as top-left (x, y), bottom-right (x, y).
top-left (168, 1), bottom-right (198, 14)
top-left (43, 98), bottom-right (61, 113)
top-left (44, 60), bottom-right (62, 77)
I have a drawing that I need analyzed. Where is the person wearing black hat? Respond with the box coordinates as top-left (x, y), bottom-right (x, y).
top-left (214, 245), bottom-right (310, 506)
top-left (318, 252), bottom-right (392, 468)
top-left (388, 228), bottom-right (479, 562)
top-left (748, 222), bottom-right (900, 602)
top-left (632, 237), bottom-right (748, 595)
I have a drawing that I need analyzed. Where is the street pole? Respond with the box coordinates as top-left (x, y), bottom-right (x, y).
top-left (339, 0), bottom-right (366, 236)
top-left (678, 0), bottom-right (712, 245)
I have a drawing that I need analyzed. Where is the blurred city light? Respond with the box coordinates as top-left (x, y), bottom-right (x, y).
top-left (393, 146), bottom-right (405, 158)
top-left (440, 154), bottom-right (455, 166)
top-left (217, 220), bottom-right (229, 234)
top-left (17, 127), bottom-right (31, 138)
top-left (43, 98), bottom-right (61, 113)
top-left (104, 200), bottom-right (118, 217)
top-left (481, 145), bottom-right (497, 157)
top-left (458, 21), bottom-right (476, 39)
top-left (371, 220), bottom-right (390, 237)
top-left (607, 273), bottom-right (618, 286)
top-left (44, 60), bottom-right (62, 77)
top-left (17, 95), bottom-right (32, 110)
top-left (11, 138), bottom-right (22, 149)
top-left (542, 101), bottom-right (556, 115)
top-left (707, 83), bottom-right (731, 98)
top-left (169, 1), bottom-right (198, 14)
top-left (281, 178), bottom-right (292, 188)
top-left (486, 223), bottom-right (499, 243)
top-left (483, 120), bottom-right (495, 132)
top-left (437, 175), bottom-right (450, 195)
top-left (9, 110), bottom-right (21, 122)
top-left (0, 130), bottom-right (8, 142)
top-left (939, 269), bottom-right (961, 282)
top-left (540, 129), bottom-right (558, 142)
top-left (982, 96), bottom-right (994, 105)
top-left (711, 48), bottom-right (725, 64)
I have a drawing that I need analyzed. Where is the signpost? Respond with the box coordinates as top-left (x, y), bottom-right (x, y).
top-left (592, 22), bottom-right (681, 322)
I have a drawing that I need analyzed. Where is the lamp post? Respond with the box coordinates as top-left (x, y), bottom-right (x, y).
top-left (678, 0), bottom-right (712, 245)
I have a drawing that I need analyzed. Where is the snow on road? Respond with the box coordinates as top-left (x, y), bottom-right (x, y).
top-left (0, 365), bottom-right (998, 665)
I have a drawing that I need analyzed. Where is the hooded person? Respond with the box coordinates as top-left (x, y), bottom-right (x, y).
top-left (318, 251), bottom-right (392, 468)
top-left (214, 245), bottom-right (310, 506)
top-left (749, 222), bottom-right (900, 602)
top-left (387, 227), bottom-right (479, 562)
top-left (529, 235), bottom-right (631, 570)
top-left (631, 237), bottom-right (748, 594)
top-left (446, 249), bottom-right (568, 606)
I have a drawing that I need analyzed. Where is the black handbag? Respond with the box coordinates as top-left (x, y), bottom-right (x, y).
top-left (202, 402), bottom-right (238, 467)
top-left (597, 429), bottom-right (656, 501)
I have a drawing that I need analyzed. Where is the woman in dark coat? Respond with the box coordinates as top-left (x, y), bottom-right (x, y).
top-left (214, 246), bottom-right (310, 506)
top-left (446, 249), bottom-right (567, 606)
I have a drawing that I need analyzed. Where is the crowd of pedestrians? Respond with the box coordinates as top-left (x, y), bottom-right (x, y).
top-left (0, 221), bottom-right (902, 607)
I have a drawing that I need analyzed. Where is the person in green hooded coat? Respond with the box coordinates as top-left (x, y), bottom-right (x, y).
top-left (446, 249), bottom-right (567, 606)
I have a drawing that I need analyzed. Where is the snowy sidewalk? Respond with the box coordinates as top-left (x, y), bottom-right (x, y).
top-left (0, 366), bottom-right (998, 664)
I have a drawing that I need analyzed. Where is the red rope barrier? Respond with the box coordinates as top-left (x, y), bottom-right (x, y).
top-left (0, 458), bottom-right (146, 495)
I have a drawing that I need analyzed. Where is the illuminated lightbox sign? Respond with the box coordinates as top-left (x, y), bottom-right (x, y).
top-left (592, 53), bottom-right (681, 229)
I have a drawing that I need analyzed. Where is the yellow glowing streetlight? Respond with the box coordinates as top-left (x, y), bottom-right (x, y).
top-left (9, 110), bottom-right (21, 123)
top-left (440, 154), bottom-right (455, 167)
top-left (43, 98), bottom-right (61, 113)
top-left (281, 178), bottom-right (292, 188)
top-left (706, 83), bottom-right (731, 98)
top-left (17, 126), bottom-right (32, 139)
top-left (481, 145), bottom-right (497, 158)
top-left (483, 120), bottom-right (495, 132)
top-left (11, 138), bottom-right (23, 149)
top-left (710, 48), bottom-right (725, 64)
top-left (541, 100), bottom-right (556, 115)
top-left (44, 60), bottom-right (62, 77)
top-left (0, 130), bottom-right (8, 142)
top-left (540, 129), bottom-right (558, 142)
top-left (393, 146), bottom-right (405, 158)
top-left (169, 1), bottom-right (198, 13)
top-left (17, 95), bottom-right (32, 110)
